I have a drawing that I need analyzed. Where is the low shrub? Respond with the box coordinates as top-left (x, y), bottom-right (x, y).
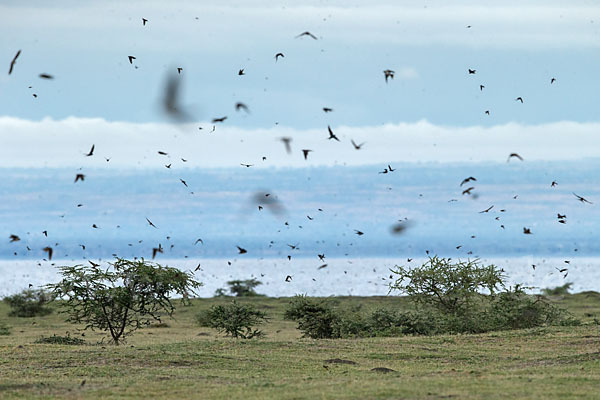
top-left (201, 301), bottom-right (268, 339)
top-left (541, 283), bottom-right (573, 296)
top-left (284, 295), bottom-right (339, 338)
top-left (4, 289), bottom-right (54, 318)
top-left (0, 322), bottom-right (10, 336)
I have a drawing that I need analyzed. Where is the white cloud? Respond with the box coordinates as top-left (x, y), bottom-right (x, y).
top-left (0, 116), bottom-right (598, 168)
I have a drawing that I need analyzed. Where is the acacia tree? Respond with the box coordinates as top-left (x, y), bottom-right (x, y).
top-left (48, 258), bottom-right (202, 344)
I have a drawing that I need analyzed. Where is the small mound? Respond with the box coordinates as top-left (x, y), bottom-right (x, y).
top-left (324, 358), bottom-right (357, 365)
top-left (371, 367), bottom-right (395, 373)
top-left (34, 335), bottom-right (86, 345)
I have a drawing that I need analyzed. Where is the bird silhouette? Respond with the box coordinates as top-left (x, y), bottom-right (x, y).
top-left (194, 238), bottom-right (204, 245)
top-left (468, 69), bottom-right (476, 74)
top-left (460, 177), bottom-right (476, 186)
top-left (238, 69), bottom-right (245, 75)
top-left (39, 73), bottom-right (54, 79)
top-left (142, 18), bottom-right (148, 26)
top-left (180, 179), bottom-right (188, 187)
top-left (551, 181), bottom-right (557, 187)
top-left (74, 174), bottom-right (85, 183)
top-left (351, 140), bottom-right (365, 150)
top-left (177, 67), bottom-right (183, 74)
top-left (523, 227), bottom-right (532, 234)
top-left (462, 187), bottom-right (475, 195)
top-left (275, 53), bottom-right (285, 61)
top-left (9, 234), bottom-right (20, 242)
top-left (479, 205), bottom-right (494, 213)
top-left (235, 102), bottom-right (249, 113)
top-left (212, 116), bottom-right (227, 123)
top-left (383, 69), bottom-right (395, 83)
top-left (573, 193), bottom-right (593, 204)
top-left (302, 149), bottom-right (312, 160)
top-left (354, 230), bottom-right (364, 236)
top-left (280, 137), bottom-right (292, 154)
top-left (480, 85), bottom-right (485, 91)
top-left (162, 73), bottom-right (192, 122)
top-left (152, 244), bottom-right (163, 259)
top-left (128, 56), bottom-right (136, 64)
top-left (551, 78), bottom-right (556, 84)
top-left (8, 50), bottom-right (21, 75)
top-left (43, 246), bottom-right (53, 260)
top-left (327, 125), bottom-right (340, 141)
top-left (285, 275), bottom-right (292, 282)
top-left (484, 110), bottom-right (490, 115)
top-left (515, 97), bottom-right (524, 103)
top-left (295, 31), bottom-right (318, 39)
top-left (240, 163), bottom-right (253, 168)
top-left (322, 107), bottom-right (333, 113)
top-left (237, 246), bottom-right (247, 254)
top-left (507, 153), bottom-right (523, 162)
top-left (85, 145), bottom-right (95, 157)
top-left (387, 165), bottom-right (395, 172)
top-left (146, 217), bottom-right (158, 228)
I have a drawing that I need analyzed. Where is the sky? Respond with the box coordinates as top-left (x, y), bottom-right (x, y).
top-left (0, 0), bottom-right (599, 263)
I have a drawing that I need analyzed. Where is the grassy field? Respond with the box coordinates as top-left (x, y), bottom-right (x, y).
top-left (1, 293), bottom-right (599, 399)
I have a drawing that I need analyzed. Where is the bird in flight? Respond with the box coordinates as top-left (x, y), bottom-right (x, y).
top-left (142, 18), bottom-right (148, 26)
top-left (43, 246), bottom-right (53, 260)
top-left (383, 69), bottom-right (395, 83)
top-left (180, 179), bottom-right (188, 187)
top-left (128, 56), bottom-right (136, 64)
top-left (280, 137), bottom-right (292, 154)
top-left (74, 174), bottom-right (85, 183)
top-left (468, 69), bottom-right (476, 74)
top-left (523, 227), bottom-right (532, 234)
top-left (238, 69), bottom-right (245, 75)
top-left (235, 102), bottom-right (249, 113)
top-left (479, 205), bottom-right (494, 213)
top-left (9, 234), bottom-right (20, 242)
top-left (39, 73), bottom-right (54, 79)
top-left (515, 97), bottom-right (524, 103)
top-left (551, 181), bottom-right (557, 187)
top-left (8, 50), bottom-right (21, 75)
top-left (177, 67), bottom-right (183, 74)
top-left (327, 125), bottom-right (340, 141)
top-left (302, 149), bottom-right (312, 160)
top-left (551, 77), bottom-right (556, 84)
top-left (484, 110), bottom-right (490, 115)
top-left (145, 217), bottom-right (158, 228)
top-left (507, 153), bottom-right (523, 162)
top-left (351, 140), bottom-right (365, 150)
top-left (285, 275), bottom-right (293, 282)
top-left (275, 53), bottom-right (285, 61)
top-left (85, 145), bottom-right (95, 157)
top-left (240, 163), bottom-right (253, 168)
top-left (162, 72), bottom-right (192, 122)
top-left (460, 177), bottom-right (476, 186)
top-left (322, 107), bottom-right (333, 113)
top-left (212, 116), bottom-right (227, 123)
top-left (354, 230), bottom-right (364, 236)
top-left (295, 31), bottom-right (318, 40)
top-left (480, 85), bottom-right (485, 91)
top-left (194, 238), bottom-right (204, 245)
top-left (237, 246), bottom-right (247, 254)
top-left (462, 187), bottom-right (475, 195)
top-left (573, 192), bottom-right (593, 204)
top-left (152, 243), bottom-right (163, 259)
top-left (388, 165), bottom-right (395, 172)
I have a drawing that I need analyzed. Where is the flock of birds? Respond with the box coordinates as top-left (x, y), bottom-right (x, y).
top-left (5, 17), bottom-right (595, 288)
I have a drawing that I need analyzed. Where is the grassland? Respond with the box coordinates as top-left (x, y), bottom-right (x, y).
top-left (1, 293), bottom-right (599, 399)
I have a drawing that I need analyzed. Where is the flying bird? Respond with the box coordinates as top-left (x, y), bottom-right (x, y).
top-left (507, 153), bottom-right (523, 162)
top-left (180, 179), bottom-right (188, 187)
top-left (235, 102), bottom-right (249, 113)
top-left (479, 85), bottom-right (485, 91)
top-left (162, 72), bottom-right (192, 122)
top-left (43, 246), bottom-right (53, 260)
top-left (523, 227), bottom-right (532, 234)
top-left (240, 163), bottom-right (253, 168)
top-left (158, 151), bottom-right (168, 155)
top-left (468, 69), bottom-right (476, 74)
top-left (285, 275), bottom-right (292, 282)
top-left (177, 67), bottom-right (183, 74)
top-left (387, 165), bottom-right (395, 172)
top-left (551, 181), bottom-right (557, 187)
top-left (280, 137), bottom-right (292, 154)
top-left (142, 18), bottom-right (148, 26)
top-left (354, 230), bottom-right (364, 236)
top-left (74, 174), bottom-right (85, 183)
top-left (302, 149), bottom-right (312, 160)
top-left (515, 97), bottom-right (524, 103)
top-left (573, 192), bottom-right (593, 204)
top-left (8, 50), bottom-right (21, 75)
top-left (9, 234), bottom-right (20, 242)
top-left (295, 31), bottom-right (318, 39)
top-left (462, 187), bottom-right (475, 195)
top-left (145, 217), bottom-right (158, 228)
top-left (551, 77), bottom-right (556, 84)
top-left (322, 107), bottom-right (333, 113)
top-left (275, 53), bottom-right (285, 61)
top-left (128, 56), bottom-right (136, 64)
top-left (383, 69), bottom-right (395, 83)
top-left (212, 116), bottom-right (227, 123)
top-left (318, 264), bottom-right (328, 270)
top-left (152, 244), bottom-right (163, 259)
top-left (327, 125), bottom-right (340, 141)
top-left (194, 238), bottom-right (204, 245)
top-left (460, 177), bottom-right (476, 186)
top-left (238, 69), bottom-right (245, 75)
top-left (236, 246), bottom-right (247, 254)
top-left (484, 110), bottom-right (490, 115)
top-left (85, 144), bottom-right (95, 157)
top-left (351, 140), bottom-right (365, 150)
top-left (390, 221), bottom-right (412, 235)
top-left (479, 205), bottom-right (494, 213)
top-left (39, 73), bottom-right (54, 79)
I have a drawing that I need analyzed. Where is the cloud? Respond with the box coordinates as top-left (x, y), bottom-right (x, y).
top-left (0, 116), bottom-right (598, 168)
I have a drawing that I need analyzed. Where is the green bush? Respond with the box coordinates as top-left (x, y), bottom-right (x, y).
top-left (541, 283), bottom-right (573, 296)
top-left (0, 322), bottom-right (10, 336)
top-left (4, 289), bottom-right (54, 317)
top-left (34, 335), bottom-right (86, 345)
top-left (284, 295), bottom-right (339, 338)
top-left (367, 308), bottom-right (440, 336)
top-left (201, 301), bottom-right (268, 339)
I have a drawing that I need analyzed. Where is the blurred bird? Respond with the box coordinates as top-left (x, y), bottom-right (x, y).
top-left (85, 144), bottom-right (95, 157)
top-left (295, 31), bottom-right (318, 39)
top-left (460, 177), bottom-right (476, 186)
top-left (573, 193), bottom-right (593, 204)
top-left (237, 246), bottom-right (247, 254)
top-left (43, 246), bottom-right (53, 260)
top-left (383, 69), bottom-right (395, 83)
top-left (327, 125), bottom-right (340, 141)
top-left (8, 50), bottom-right (21, 75)
top-left (128, 56), bottom-right (136, 64)
top-left (515, 97), bottom-right (524, 103)
top-left (507, 153), bottom-right (523, 162)
top-left (74, 174), bottom-right (85, 183)
top-left (275, 53), bottom-right (285, 61)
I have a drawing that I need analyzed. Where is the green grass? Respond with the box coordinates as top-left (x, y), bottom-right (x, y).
top-left (0, 294), bottom-right (599, 399)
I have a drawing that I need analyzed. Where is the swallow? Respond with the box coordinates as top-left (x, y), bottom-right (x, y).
top-left (235, 102), bottom-right (249, 113)
top-left (351, 140), bottom-right (364, 150)
top-left (146, 217), bottom-right (158, 228)
top-left (162, 72), bottom-right (192, 122)
top-left (484, 110), bottom-right (490, 115)
top-left (388, 165), bottom-right (395, 172)
top-left (79, 244), bottom-right (86, 250)
top-left (43, 230), bottom-right (48, 237)
top-left (152, 243), bottom-right (163, 259)
top-left (8, 50), bottom-right (21, 75)
top-left (318, 254), bottom-right (325, 261)
top-left (280, 137), bottom-right (292, 154)
top-left (212, 116), bottom-right (227, 123)
top-left (551, 181), bottom-right (557, 187)
top-left (39, 73), bottom-right (54, 79)
top-left (85, 144), bottom-right (95, 157)
top-left (9, 234), bottom-right (20, 242)
top-left (379, 168), bottom-right (388, 174)
top-left (287, 244), bottom-right (299, 250)
top-left (43, 246), bottom-right (53, 260)
top-left (177, 67), bottom-right (183, 74)
top-left (240, 163), bottom-right (253, 168)
top-left (479, 205), bottom-right (494, 213)
top-left (295, 31), bottom-right (318, 39)
top-left (573, 192), bottom-right (593, 204)
top-left (523, 227), bottom-right (532, 234)
top-left (180, 179), bottom-right (188, 187)
top-left (142, 18), bottom-right (148, 25)
top-left (92, 224), bottom-right (99, 229)
top-left (128, 56), bottom-right (136, 64)
top-left (557, 214), bottom-right (566, 219)
top-left (507, 153), bottom-right (523, 162)
top-left (238, 69), bottom-right (245, 75)
top-left (383, 69), bottom-right (395, 83)
top-left (307, 215), bottom-right (313, 220)
top-left (89, 260), bottom-right (100, 267)
top-left (74, 174), bottom-right (85, 183)
top-left (158, 151), bottom-right (168, 155)
top-left (165, 164), bottom-right (171, 169)
top-left (550, 78), bottom-right (556, 84)
top-left (285, 275), bottom-right (292, 282)
top-left (515, 97), bottom-right (523, 103)
top-left (354, 230), bottom-right (364, 236)
top-left (302, 149), bottom-right (312, 160)
top-left (480, 85), bottom-right (485, 91)
top-left (322, 107), bottom-right (333, 112)
top-left (460, 177), bottom-right (477, 186)
top-left (462, 187), bottom-right (474, 195)
top-left (194, 238), bottom-right (203, 245)
top-left (468, 69), bottom-right (476, 74)
top-left (237, 246), bottom-right (247, 254)
top-left (318, 264), bottom-right (328, 270)
top-left (275, 53), bottom-right (285, 61)
top-left (327, 125), bottom-right (340, 141)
